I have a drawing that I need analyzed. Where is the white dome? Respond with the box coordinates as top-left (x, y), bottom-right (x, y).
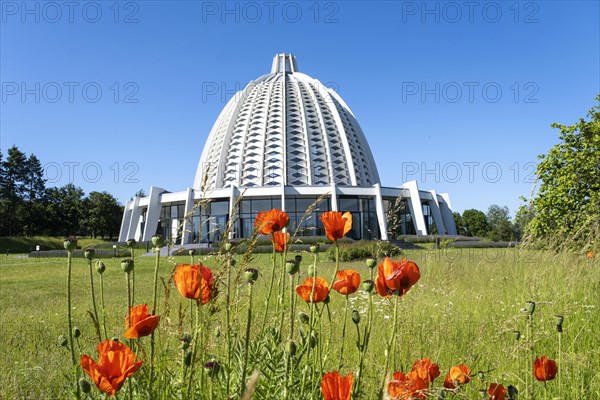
top-left (194, 54), bottom-right (381, 190)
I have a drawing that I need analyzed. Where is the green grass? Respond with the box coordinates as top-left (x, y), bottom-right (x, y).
top-left (0, 247), bottom-right (598, 399)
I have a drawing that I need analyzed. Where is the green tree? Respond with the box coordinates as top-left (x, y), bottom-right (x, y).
top-left (0, 146), bottom-right (28, 236)
top-left (462, 209), bottom-right (489, 238)
top-left (22, 154), bottom-right (47, 236)
top-left (45, 184), bottom-right (85, 236)
top-left (453, 212), bottom-right (465, 235)
top-left (524, 96), bottom-right (600, 249)
top-left (82, 191), bottom-right (123, 239)
top-left (486, 204), bottom-right (519, 242)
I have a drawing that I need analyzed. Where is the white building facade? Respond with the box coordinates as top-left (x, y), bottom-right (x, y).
top-left (119, 54), bottom-right (456, 244)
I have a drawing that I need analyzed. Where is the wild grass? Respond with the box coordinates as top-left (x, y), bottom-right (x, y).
top-left (0, 247), bottom-right (598, 399)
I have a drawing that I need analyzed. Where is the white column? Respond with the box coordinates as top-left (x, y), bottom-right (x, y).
top-left (374, 184), bottom-right (389, 240)
top-left (142, 186), bottom-right (165, 241)
top-left (439, 193), bottom-right (458, 235)
top-left (427, 190), bottom-right (447, 235)
top-left (181, 188), bottom-right (195, 244)
top-left (402, 180), bottom-right (427, 236)
top-left (118, 200), bottom-right (133, 242)
top-left (126, 196), bottom-right (142, 241)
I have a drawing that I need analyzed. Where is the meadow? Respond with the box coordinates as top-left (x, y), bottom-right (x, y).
top-left (0, 243), bottom-right (598, 399)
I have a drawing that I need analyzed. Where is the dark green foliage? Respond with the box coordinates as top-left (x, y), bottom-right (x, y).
top-left (486, 205), bottom-right (520, 242)
top-left (328, 240), bottom-right (402, 262)
top-left (522, 95), bottom-right (600, 250)
top-left (461, 209), bottom-right (489, 238)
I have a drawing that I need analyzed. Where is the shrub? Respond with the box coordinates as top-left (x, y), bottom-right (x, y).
top-left (327, 240), bottom-right (402, 262)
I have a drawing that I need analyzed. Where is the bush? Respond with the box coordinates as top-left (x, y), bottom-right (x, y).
top-left (327, 240), bottom-right (402, 262)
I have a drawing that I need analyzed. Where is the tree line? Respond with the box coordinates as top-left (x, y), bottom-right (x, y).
top-left (453, 205), bottom-right (522, 242)
top-left (0, 146), bottom-right (123, 238)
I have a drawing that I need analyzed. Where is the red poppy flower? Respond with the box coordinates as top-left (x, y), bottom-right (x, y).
top-left (272, 231), bottom-right (290, 253)
top-left (388, 371), bottom-right (428, 399)
top-left (533, 356), bottom-right (557, 381)
top-left (296, 277), bottom-right (329, 303)
top-left (80, 340), bottom-right (142, 397)
top-left (320, 211), bottom-right (352, 242)
top-left (409, 358), bottom-right (440, 385)
top-left (321, 371), bottom-right (353, 400)
top-left (173, 263), bottom-right (214, 304)
top-left (375, 257), bottom-right (421, 298)
top-left (332, 269), bottom-right (361, 295)
top-left (488, 383), bottom-right (507, 400)
top-left (124, 304), bottom-right (160, 339)
top-left (255, 209), bottom-right (289, 235)
top-left (443, 363), bottom-right (471, 389)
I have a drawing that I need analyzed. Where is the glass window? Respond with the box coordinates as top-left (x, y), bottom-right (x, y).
top-left (252, 199), bottom-right (271, 213)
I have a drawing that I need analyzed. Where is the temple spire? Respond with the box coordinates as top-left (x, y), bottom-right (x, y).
top-left (271, 53), bottom-right (298, 74)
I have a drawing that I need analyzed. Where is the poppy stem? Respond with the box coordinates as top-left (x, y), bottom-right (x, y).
top-left (87, 258), bottom-right (101, 342)
top-left (261, 243), bottom-right (277, 331)
top-left (240, 282), bottom-right (254, 398)
top-left (380, 295), bottom-right (399, 398)
top-left (225, 255), bottom-right (232, 397)
top-left (187, 301), bottom-right (202, 398)
top-left (66, 248), bottom-right (81, 399)
top-left (131, 247), bottom-right (135, 309)
top-left (150, 246), bottom-right (161, 394)
top-left (337, 295), bottom-right (349, 370)
top-left (99, 273), bottom-right (107, 340)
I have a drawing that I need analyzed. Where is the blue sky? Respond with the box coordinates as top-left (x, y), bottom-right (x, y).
top-left (1, 1), bottom-right (599, 217)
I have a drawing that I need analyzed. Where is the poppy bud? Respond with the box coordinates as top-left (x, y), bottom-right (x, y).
top-left (111, 337), bottom-right (119, 342)
top-left (244, 268), bottom-right (259, 284)
top-left (513, 330), bottom-right (521, 341)
top-left (286, 260), bottom-right (299, 275)
top-left (224, 243), bottom-right (232, 252)
top-left (84, 248), bottom-right (95, 260)
top-left (204, 360), bottom-right (220, 377)
top-left (63, 239), bottom-right (77, 251)
top-left (478, 370), bottom-right (485, 380)
top-left (126, 239), bottom-right (136, 248)
top-left (79, 378), bottom-right (91, 394)
top-left (72, 327), bottom-right (81, 338)
top-left (286, 340), bottom-right (297, 356)
top-left (188, 249), bottom-right (195, 256)
top-left (507, 385), bottom-right (518, 397)
top-left (95, 261), bottom-right (106, 274)
top-left (307, 264), bottom-right (316, 276)
top-left (555, 314), bottom-right (564, 327)
top-left (352, 310), bottom-right (360, 325)
top-left (184, 350), bottom-right (193, 366)
top-left (295, 254), bottom-right (302, 264)
top-left (525, 301), bottom-right (536, 315)
top-left (58, 335), bottom-right (68, 347)
top-left (309, 244), bottom-right (319, 253)
top-left (298, 312), bottom-right (310, 324)
top-left (121, 259), bottom-right (134, 273)
top-left (229, 258), bottom-right (236, 266)
top-left (362, 280), bottom-right (375, 293)
top-left (180, 333), bottom-right (191, 350)
top-left (365, 258), bottom-right (376, 269)
top-left (309, 332), bottom-right (318, 348)
top-left (152, 234), bottom-right (165, 247)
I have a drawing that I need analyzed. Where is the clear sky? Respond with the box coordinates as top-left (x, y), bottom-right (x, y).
top-left (1, 1), bottom-right (599, 217)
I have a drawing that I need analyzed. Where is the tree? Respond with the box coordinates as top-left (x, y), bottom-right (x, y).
top-left (45, 184), bottom-right (85, 236)
top-left (0, 146), bottom-right (28, 236)
top-left (461, 209), bottom-right (489, 238)
top-left (486, 205), bottom-right (519, 242)
top-left (524, 96), bottom-right (600, 249)
top-left (453, 212), bottom-right (465, 235)
top-left (22, 154), bottom-right (47, 236)
top-left (82, 191), bottom-right (123, 239)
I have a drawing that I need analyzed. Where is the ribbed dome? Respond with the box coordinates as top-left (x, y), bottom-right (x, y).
top-left (194, 54), bottom-right (380, 190)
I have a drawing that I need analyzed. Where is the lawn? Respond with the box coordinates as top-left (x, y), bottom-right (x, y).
top-left (0, 246), bottom-right (598, 399)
